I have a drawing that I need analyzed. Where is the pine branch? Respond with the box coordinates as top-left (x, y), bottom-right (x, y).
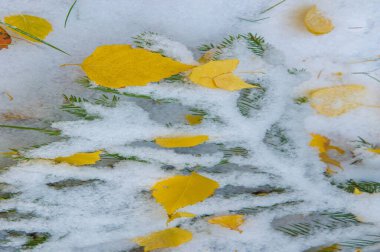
top-left (0, 124), bottom-right (61, 136)
top-left (339, 179), bottom-right (380, 194)
top-left (237, 84), bottom-right (266, 117)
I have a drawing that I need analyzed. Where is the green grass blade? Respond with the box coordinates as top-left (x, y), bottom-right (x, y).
top-left (0, 21), bottom-right (70, 55)
top-left (64, 0), bottom-right (78, 28)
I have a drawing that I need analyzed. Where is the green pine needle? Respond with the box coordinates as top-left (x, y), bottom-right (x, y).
top-left (0, 124), bottom-right (61, 136)
top-left (0, 21), bottom-right (70, 55)
top-left (64, 0), bottom-right (78, 28)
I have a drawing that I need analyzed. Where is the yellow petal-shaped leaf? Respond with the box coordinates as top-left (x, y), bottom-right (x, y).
top-left (309, 85), bottom-right (366, 117)
top-left (304, 5), bottom-right (334, 35)
top-left (133, 227), bottom-right (192, 252)
top-left (167, 212), bottom-right (196, 224)
top-left (82, 45), bottom-right (194, 88)
top-left (4, 15), bottom-right (52, 42)
top-left (185, 114), bottom-right (203, 125)
top-left (54, 151), bottom-right (102, 166)
top-left (154, 135), bottom-right (209, 148)
top-left (152, 172), bottom-right (219, 215)
top-left (213, 73), bottom-right (257, 91)
top-left (189, 59), bottom-right (239, 89)
top-left (208, 215), bottom-right (245, 233)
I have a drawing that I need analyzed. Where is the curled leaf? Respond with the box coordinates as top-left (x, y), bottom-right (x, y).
top-left (4, 15), bottom-right (52, 42)
top-left (82, 45), bottom-right (194, 88)
top-left (133, 227), bottom-right (192, 252)
top-left (189, 59), bottom-right (256, 91)
top-left (154, 135), bottom-right (209, 148)
top-left (309, 85), bottom-right (366, 117)
top-left (185, 114), bottom-right (203, 125)
top-left (208, 215), bottom-right (245, 233)
top-left (54, 151), bottom-right (102, 166)
top-left (304, 5), bottom-right (334, 35)
top-left (0, 27), bottom-right (11, 49)
top-left (152, 172), bottom-right (219, 215)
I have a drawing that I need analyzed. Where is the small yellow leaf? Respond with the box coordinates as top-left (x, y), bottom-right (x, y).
top-left (198, 49), bottom-right (217, 64)
top-left (185, 114), bottom-right (203, 125)
top-left (304, 5), bottom-right (334, 35)
top-left (213, 73), bottom-right (257, 91)
top-left (154, 135), bottom-right (209, 148)
top-left (310, 133), bottom-right (330, 153)
top-left (325, 167), bottom-right (337, 176)
top-left (309, 85), bottom-right (366, 117)
top-left (133, 227), bottom-right (192, 252)
top-left (368, 148), bottom-right (380, 154)
top-left (152, 172), bottom-right (219, 215)
top-left (54, 151), bottom-right (102, 166)
top-left (167, 212), bottom-right (196, 224)
top-left (354, 187), bottom-right (362, 195)
top-left (208, 215), bottom-right (245, 233)
top-left (319, 153), bottom-right (342, 169)
top-left (82, 45), bottom-right (194, 88)
top-left (317, 244), bottom-right (341, 252)
top-left (4, 15), bottom-right (52, 42)
top-left (189, 59), bottom-right (239, 89)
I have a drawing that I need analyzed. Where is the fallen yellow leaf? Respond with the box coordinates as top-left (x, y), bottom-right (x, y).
top-left (4, 15), bottom-right (52, 42)
top-left (319, 153), bottom-right (342, 169)
top-left (154, 135), bottom-right (209, 148)
top-left (213, 73), bottom-right (257, 91)
top-left (152, 172), bottom-right (219, 215)
top-left (368, 148), bottom-right (380, 154)
top-left (133, 227), bottom-right (192, 252)
top-left (185, 114), bottom-right (203, 125)
top-left (82, 45), bottom-right (194, 88)
top-left (208, 215), bottom-right (245, 233)
top-left (167, 212), bottom-right (196, 224)
top-left (54, 151), bottom-right (102, 166)
top-left (309, 85), bottom-right (366, 117)
top-left (189, 59), bottom-right (256, 91)
top-left (304, 5), bottom-right (334, 35)
top-left (310, 133), bottom-right (330, 153)
top-left (353, 187), bottom-right (362, 195)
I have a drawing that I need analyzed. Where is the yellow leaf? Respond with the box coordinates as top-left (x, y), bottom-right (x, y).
top-left (310, 133), bottom-right (330, 153)
top-left (154, 135), bottom-right (209, 148)
top-left (354, 187), bottom-right (362, 195)
top-left (213, 73), bottom-right (257, 91)
top-left (317, 244), bottom-right (341, 252)
top-left (54, 151), bottom-right (102, 166)
top-left (152, 172), bottom-right (219, 215)
top-left (304, 5), bottom-right (334, 35)
top-left (189, 59), bottom-right (251, 90)
top-left (208, 215), bottom-right (245, 233)
top-left (198, 49), bottom-right (217, 64)
top-left (319, 153), bottom-right (342, 169)
top-left (309, 85), bottom-right (366, 117)
top-left (185, 114), bottom-right (203, 125)
top-left (133, 227), bottom-right (192, 252)
top-left (368, 148), bottom-right (380, 154)
top-left (4, 15), bottom-right (52, 42)
top-left (82, 45), bottom-right (194, 88)
top-left (167, 212), bottom-right (196, 224)
top-left (325, 167), bottom-right (337, 176)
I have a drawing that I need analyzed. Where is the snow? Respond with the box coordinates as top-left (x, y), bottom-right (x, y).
top-left (1, 0), bottom-right (380, 251)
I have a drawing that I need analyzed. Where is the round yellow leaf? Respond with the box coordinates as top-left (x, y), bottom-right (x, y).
top-left (185, 114), bottom-right (203, 125)
top-left (309, 85), bottom-right (366, 117)
top-left (152, 172), bottom-right (219, 215)
top-left (133, 228), bottom-right (192, 252)
top-left (4, 14), bottom-right (53, 42)
top-left (304, 5), bottom-right (334, 35)
top-left (154, 135), bottom-right (209, 148)
top-left (82, 45), bottom-right (194, 88)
